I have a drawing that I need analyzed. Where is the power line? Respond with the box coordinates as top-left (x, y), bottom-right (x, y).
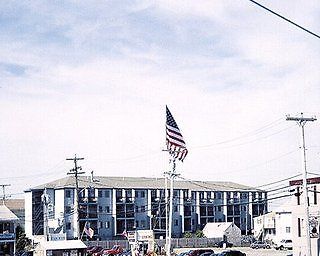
top-left (192, 118), bottom-right (284, 149)
top-left (247, 0), bottom-right (320, 40)
top-left (256, 173), bottom-right (301, 188)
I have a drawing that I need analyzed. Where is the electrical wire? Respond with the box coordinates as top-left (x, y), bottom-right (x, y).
top-left (247, 0), bottom-right (320, 40)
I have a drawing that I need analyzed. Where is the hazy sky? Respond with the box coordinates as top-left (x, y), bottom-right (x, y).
top-left (1, 1), bottom-right (320, 207)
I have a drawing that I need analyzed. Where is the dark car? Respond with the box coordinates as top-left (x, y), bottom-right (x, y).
top-left (216, 250), bottom-right (246, 256)
top-left (87, 246), bottom-right (103, 255)
top-left (189, 249), bottom-right (215, 256)
top-left (199, 252), bottom-right (215, 256)
top-left (216, 241), bottom-right (233, 248)
top-left (250, 241), bottom-right (271, 249)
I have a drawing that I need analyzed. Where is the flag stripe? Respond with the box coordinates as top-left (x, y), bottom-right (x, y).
top-left (166, 106), bottom-right (188, 161)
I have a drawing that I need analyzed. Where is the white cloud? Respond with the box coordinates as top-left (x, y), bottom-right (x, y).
top-left (0, 1), bottom-right (320, 204)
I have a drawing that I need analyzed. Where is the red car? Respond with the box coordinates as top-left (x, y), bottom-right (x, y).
top-left (101, 245), bottom-right (123, 256)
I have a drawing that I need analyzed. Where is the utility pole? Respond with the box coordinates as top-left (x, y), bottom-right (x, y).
top-left (165, 157), bottom-right (180, 256)
top-left (0, 184), bottom-right (11, 205)
top-left (66, 154), bottom-right (85, 239)
top-left (286, 113), bottom-right (317, 256)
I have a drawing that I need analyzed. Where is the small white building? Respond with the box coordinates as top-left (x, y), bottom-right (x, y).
top-left (253, 202), bottom-right (292, 243)
top-left (202, 222), bottom-right (241, 246)
top-left (33, 239), bottom-right (87, 256)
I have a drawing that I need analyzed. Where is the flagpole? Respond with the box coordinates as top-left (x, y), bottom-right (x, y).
top-left (164, 172), bottom-right (169, 249)
top-left (80, 221), bottom-right (87, 240)
top-left (166, 155), bottom-right (179, 256)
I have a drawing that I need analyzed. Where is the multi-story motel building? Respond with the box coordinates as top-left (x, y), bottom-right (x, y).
top-left (25, 176), bottom-right (267, 240)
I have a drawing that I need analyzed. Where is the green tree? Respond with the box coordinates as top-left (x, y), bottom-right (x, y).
top-left (183, 232), bottom-right (193, 238)
top-left (15, 225), bottom-right (31, 253)
top-left (195, 229), bottom-right (204, 238)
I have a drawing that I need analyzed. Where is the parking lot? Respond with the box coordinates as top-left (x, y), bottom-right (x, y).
top-left (175, 247), bottom-right (292, 256)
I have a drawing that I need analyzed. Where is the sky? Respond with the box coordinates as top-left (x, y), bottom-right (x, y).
top-left (0, 1), bottom-right (320, 209)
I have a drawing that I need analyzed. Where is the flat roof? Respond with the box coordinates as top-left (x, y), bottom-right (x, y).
top-left (28, 176), bottom-right (263, 192)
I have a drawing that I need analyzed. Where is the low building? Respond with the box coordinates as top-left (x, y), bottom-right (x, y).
top-left (202, 222), bottom-right (241, 246)
top-left (33, 239), bottom-right (86, 256)
top-left (0, 205), bottom-right (19, 255)
top-left (253, 202), bottom-right (292, 243)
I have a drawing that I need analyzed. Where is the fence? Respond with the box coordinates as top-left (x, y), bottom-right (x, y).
top-left (85, 237), bottom-right (222, 250)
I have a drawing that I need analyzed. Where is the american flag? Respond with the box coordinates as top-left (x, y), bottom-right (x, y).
top-left (166, 106), bottom-right (188, 161)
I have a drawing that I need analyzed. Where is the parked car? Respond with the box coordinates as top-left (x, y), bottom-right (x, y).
top-left (102, 245), bottom-right (123, 256)
top-left (188, 249), bottom-right (215, 256)
top-left (87, 246), bottom-right (103, 256)
top-left (199, 252), bottom-right (215, 256)
top-left (216, 241), bottom-right (233, 248)
top-left (250, 241), bottom-right (271, 249)
top-left (274, 239), bottom-right (293, 250)
top-left (93, 248), bottom-right (106, 256)
top-left (216, 250), bottom-right (246, 256)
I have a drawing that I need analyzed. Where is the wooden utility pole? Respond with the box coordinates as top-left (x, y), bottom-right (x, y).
top-left (66, 154), bottom-right (85, 239)
top-left (0, 184), bottom-right (10, 205)
top-left (286, 113), bottom-right (317, 256)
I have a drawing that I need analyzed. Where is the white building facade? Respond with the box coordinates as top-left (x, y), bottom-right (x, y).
top-left (290, 177), bottom-right (320, 256)
top-left (25, 176), bottom-right (267, 241)
top-left (253, 207), bottom-right (292, 243)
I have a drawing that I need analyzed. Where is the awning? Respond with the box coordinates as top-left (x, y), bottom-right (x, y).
top-left (42, 240), bottom-right (87, 250)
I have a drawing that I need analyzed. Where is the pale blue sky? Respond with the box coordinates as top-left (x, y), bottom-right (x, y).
top-left (1, 1), bottom-right (320, 208)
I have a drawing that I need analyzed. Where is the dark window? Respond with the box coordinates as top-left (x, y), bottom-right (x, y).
top-left (99, 206), bottom-right (103, 212)
top-left (298, 218), bottom-right (301, 237)
top-left (314, 185), bottom-right (317, 205)
top-left (98, 190), bottom-right (102, 197)
top-left (105, 190), bottom-right (110, 198)
top-left (174, 206), bottom-right (178, 212)
top-left (174, 219), bottom-right (178, 226)
top-left (66, 222), bottom-right (71, 230)
top-left (141, 206), bottom-right (145, 212)
top-left (66, 190), bottom-right (71, 198)
top-left (65, 206), bottom-right (71, 214)
top-left (140, 191), bottom-right (145, 198)
top-left (297, 187), bottom-right (300, 205)
top-left (105, 206), bottom-right (110, 213)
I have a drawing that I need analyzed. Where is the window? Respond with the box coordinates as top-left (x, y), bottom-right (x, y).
top-left (314, 185), bottom-right (317, 205)
top-left (174, 206), bottom-right (178, 212)
top-left (105, 206), bottom-right (110, 213)
top-left (66, 222), bottom-right (71, 230)
top-left (99, 206), bottom-right (103, 212)
top-left (191, 219), bottom-right (195, 225)
top-left (174, 219), bottom-right (178, 226)
top-left (65, 206), bottom-right (71, 214)
top-left (98, 190), bottom-right (102, 198)
top-left (141, 206), bottom-right (145, 212)
top-left (298, 218), bottom-right (301, 237)
top-left (141, 191), bottom-right (145, 198)
top-left (174, 190), bottom-right (178, 197)
top-left (105, 190), bottom-right (110, 198)
top-left (66, 190), bottom-right (71, 198)
top-left (99, 222), bottom-right (103, 228)
top-left (286, 227), bottom-right (291, 233)
top-left (136, 221), bottom-right (139, 228)
top-left (217, 206), bottom-right (222, 212)
top-left (141, 220), bottom-right (146, 227)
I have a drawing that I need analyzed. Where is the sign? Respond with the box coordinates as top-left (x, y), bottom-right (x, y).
top-left (289, 177), bottom-right (320, 186)
top-left (136, 230), bottom-right (154, 241)
top-left (309, 216), bottom-right (319, 238)
top-left (0, 233), bottom-right (15, 240)
top-left (127, 231), bottom-right (136, 243)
